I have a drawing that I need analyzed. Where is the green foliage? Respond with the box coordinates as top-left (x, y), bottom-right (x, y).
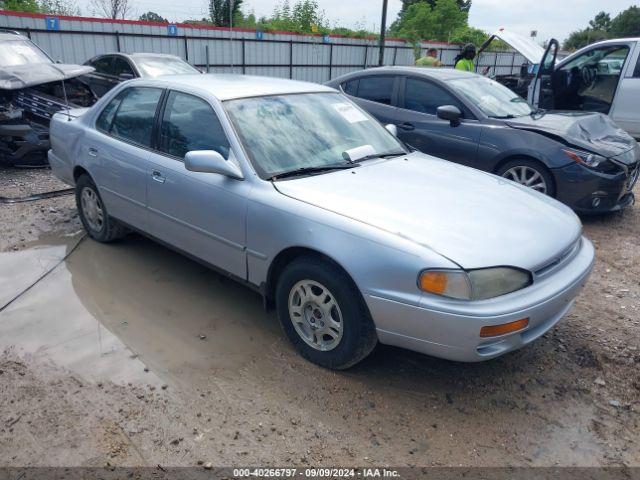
top-left (139, 11), bottom-right (168, 23)
top-left (610, 5), bottom-right (640, 37)
top-left (392, 0), bottom-right (468, 42)
top-left (1, 0), bottom-right (79, 14)
top-left (209, 0), bottom-right (243, 27)
top-left (1, 0), bottom-right (40, 12)
top-left (564, 5), bottom-right (640, 50)
top-left (400, 0), bottom-right (471, 13)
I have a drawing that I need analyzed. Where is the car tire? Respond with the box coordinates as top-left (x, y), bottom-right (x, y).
top-left (496, 159), bottom-right (556, 197)
top-left (275, 257), bottom-right (377, 370)
top-left (75, 174), bottom-right (127, 242)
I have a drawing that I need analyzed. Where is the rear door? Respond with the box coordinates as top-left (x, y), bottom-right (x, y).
top-left (396, 76), bottom-right (481, 166)
top-left (145, 90), bottom-right (250, 278)
top-left (84, 56), bottom-right (121, 98)
top-left (341, 75), bottom-right (403, 127)
top-left (86, 86), bottom-right (164, 229)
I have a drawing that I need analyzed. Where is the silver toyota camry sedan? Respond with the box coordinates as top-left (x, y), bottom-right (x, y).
top-left (48, 74), bottom-right (595, 369)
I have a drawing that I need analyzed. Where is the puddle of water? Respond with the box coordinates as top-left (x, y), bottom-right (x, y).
top-left (0, 234), bottom-right (282, 387)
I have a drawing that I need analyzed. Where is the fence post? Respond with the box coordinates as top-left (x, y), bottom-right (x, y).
top-left (392, 46), bottom-right (398, 66)
top-left (242, 38), bottom-right (246, 74)
top-left (183, 34), bottom-right (189, 62)
top-left (25, 27), bottom-right (31, 39)
top-left (289, 40), bottom-right (293, 79)
top-left (205, 45), bottom-right (210, 73)
top-left (363, 45), bottom-right (368, 69)
top-left (115, 31), bottom-right (121, 52)
top-left (328, 43), bottom-right (333, 81)
top-left (493, 52), bottom-right (498, 75)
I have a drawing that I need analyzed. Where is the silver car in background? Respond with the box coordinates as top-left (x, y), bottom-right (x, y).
top-left (48, 75), bottom-right (595, 369)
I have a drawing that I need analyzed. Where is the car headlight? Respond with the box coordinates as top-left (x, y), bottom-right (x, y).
top-left (562, 148), bottom-right (607, 169)
top-left (419, 268), bottom-right (532, 301)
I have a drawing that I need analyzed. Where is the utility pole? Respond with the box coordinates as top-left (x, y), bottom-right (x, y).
top-left (230, 0), bottom-right (234, 72)
top-left (378, 0), bottom-right (388, 66)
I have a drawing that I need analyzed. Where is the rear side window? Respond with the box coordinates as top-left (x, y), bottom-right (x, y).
top-left (355, 76), bottom-right (394, 105)
top-left (404, 78), bottom-right (462, 116)
top-left (98, 87), bottom-right (162, 147)
top-left (158, 91), bottom-right (230, 159)
top-left (90, 56), bottom-right (114, 75)
top-left (112, 57), bottom-right (134, 77)
top-left (342, 79), bottom-right (358, 96)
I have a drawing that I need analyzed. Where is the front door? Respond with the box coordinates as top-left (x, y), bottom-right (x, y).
top-left (396, 76), bottom-right (481, 166)
top-left (146, 90), bottom-right (249, 279)
top-left (530, 39), bottom-right (558, 109)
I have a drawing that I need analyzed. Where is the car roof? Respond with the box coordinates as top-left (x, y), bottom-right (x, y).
top-left (93, 52), bottom-right (184, 60)
top-left (336, 66), bottom-right (479, 82)
top-left (133, 74), bottom-right (336, 101)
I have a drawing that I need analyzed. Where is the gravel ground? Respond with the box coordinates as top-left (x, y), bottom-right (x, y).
top-left (0, 167), bottom-right (638, 468)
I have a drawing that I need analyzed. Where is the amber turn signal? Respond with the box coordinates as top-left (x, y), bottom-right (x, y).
top-left (419, 271), bottom-right (448, 295)
top-left (480, 318), bottom-right (529, 338)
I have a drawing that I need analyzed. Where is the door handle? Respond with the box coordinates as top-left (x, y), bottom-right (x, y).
top-left (88, 147), bottom-right (98, 157)
top-left (398, 122), bottom-right (415, 131)
top-left (152, 170), bottom-right (166, 184)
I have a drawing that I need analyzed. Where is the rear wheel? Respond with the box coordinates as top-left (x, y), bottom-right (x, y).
top-left (275, 257), bottom-right (377, 370)
top-left (497, 159), bottom-right (556, 197)
top-left (75, 174), bottom-right (127, 242)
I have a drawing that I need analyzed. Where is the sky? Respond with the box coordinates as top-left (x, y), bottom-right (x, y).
top-left (87, 0), bottom-right (637, 43)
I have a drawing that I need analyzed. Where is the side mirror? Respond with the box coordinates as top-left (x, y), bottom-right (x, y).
top-left (184, 150), bottom-right (244, 180)
top-left (118, 73), bottom-right (135, 81)
top-left (437, 105), bottom-right (462, 127)
top-left (385, 124), bottom-right (398, 137)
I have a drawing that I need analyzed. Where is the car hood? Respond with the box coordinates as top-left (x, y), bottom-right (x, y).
top-left (506, 111), bottom-right (637, 161)
top-left (487, 29), bottom-right (545, 65)
top-left (274, 153), bottom-right (582, 270)
top-left (0, 63), bottom-right (94, 90)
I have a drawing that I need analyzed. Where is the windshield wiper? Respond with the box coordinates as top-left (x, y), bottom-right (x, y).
top-left (489, 114), bottom-right (517, 119)
top-left (269, 163), bottom-right (359, 181)
top-left (353, 150), bottom-right (407, 163)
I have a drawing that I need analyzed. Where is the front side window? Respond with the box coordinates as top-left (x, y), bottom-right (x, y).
top-left (354, 76), bottom-right (395, 105)
top-left (158, 91), bottom-right (230, 159)
top-left (634, 54), bottom-right (640, 78)
top-left (98, 87), bottom-right (162, 147)
top-left (404, 78), bottom-right (462, 116)
top-left (450, 77), bottom-right (533, 118)
top-left (225, 92), bottom-right (404, 178)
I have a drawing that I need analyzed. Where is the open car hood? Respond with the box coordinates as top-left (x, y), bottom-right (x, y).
top-left (485, 29), bottom-right (546, 65)
top-left (0, 63), bottom-right (94, 90)
top-left (506, 111), bottom-right (637, 160)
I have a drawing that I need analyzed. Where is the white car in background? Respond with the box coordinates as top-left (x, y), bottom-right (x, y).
top-left (480, 30), bottom-right (640, 139)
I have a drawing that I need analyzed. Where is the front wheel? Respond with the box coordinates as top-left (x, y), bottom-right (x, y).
top-left (275, 257), bottom-right (377, 370)
top-left (497, 159), bottom-right (556, 197)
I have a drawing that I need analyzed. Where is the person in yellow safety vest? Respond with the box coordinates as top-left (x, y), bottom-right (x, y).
top-left (454, 43), bottom-right (477, 72)
top-left (415, 48), bottom-right (443, 68)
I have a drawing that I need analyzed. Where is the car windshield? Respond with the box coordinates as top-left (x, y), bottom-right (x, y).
top-left (224, 92), bottom-right (405, 179)
top-left (449, 76), bottom-right (534, 118)
top-left (0, 39), bottom-right (51, 67)
top-left (134, 56), bottom-right (199, 77)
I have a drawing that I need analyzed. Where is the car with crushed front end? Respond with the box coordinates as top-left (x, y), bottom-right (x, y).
top-left (0, 30), bottom-right (96, 166)
top-left (48, 74), bottom-right (595, 369)
top-left (327, 67), bottom-right (639, 213)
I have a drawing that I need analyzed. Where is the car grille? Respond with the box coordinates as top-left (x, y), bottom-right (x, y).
top-left (15, 90), bottom-right (68, 121)
top-left (627, 162), bottom-right (640, 191)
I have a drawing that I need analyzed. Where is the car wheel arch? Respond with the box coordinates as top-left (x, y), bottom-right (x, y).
top-left (73, 165), bottom-right (91, 183)
top-left (264, 246), bottom-right (363, 312)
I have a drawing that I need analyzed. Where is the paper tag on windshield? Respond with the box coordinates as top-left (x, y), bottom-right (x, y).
top-left (333, 103), bottom-right (368, 123)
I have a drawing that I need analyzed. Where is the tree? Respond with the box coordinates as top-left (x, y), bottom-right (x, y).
top-left (609, 6), bottom-right (640, 38)
top-left (209, 0), bottom-right (243, 27)
top-left (139, 11), bottom-right (167, 23)
top-left (589, 11), bottom-right (611, 32)
top-left (394, 0), bottom-right (468, 42)
top-left (89, 0), bottom-right (132, 19)
top-left (399, 0), bottom-right (471, 13)
top-left (1, 0), bottom-right (40, 12)
top-left (563, 28), bottom-right (609, 50)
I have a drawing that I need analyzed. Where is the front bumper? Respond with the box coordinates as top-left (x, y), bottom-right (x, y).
top-left (0, 122), bottom-right (50, 167)
top-left (553, 161), bottom-right (638, 214)
top-left (367, 237), bottom-right (595, 362)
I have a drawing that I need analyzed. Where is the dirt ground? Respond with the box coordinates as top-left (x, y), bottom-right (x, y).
top-left (0, 167), bottom-right (638, 469)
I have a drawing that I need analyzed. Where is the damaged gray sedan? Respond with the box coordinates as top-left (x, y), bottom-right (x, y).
top-left (0, 30), bottom-right (95, 166)
top-left (49, 75), bottom-right (595, 369)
